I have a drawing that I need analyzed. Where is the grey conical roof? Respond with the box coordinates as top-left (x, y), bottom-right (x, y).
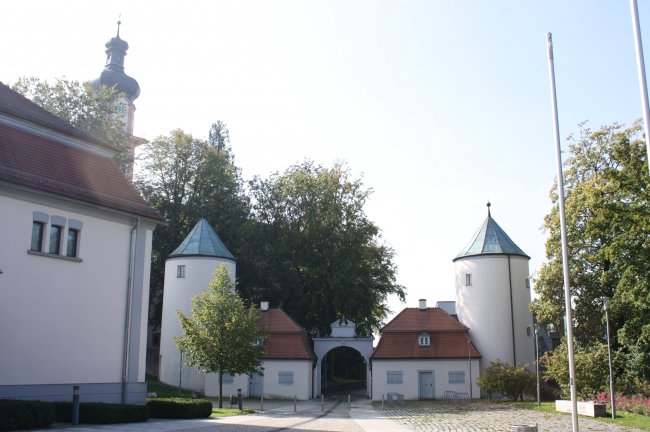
top-left (453, 204), bottom-right (529, 261)
top-left (169, 219), bottom-right (235, 260)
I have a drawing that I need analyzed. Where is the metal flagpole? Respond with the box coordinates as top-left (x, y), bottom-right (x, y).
top-left (630, 0), bottom-right (650, 178)
top-left (546, 32), bottom-right (579, 432)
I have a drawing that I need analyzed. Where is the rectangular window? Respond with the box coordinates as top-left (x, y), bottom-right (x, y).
top-left (66, 229), bottom-right (79, 257)
top-left (387, 371), bottom-right (403, 385)
top-left (419, 335), bottom-right (430, 347)
top-left (49, 225), bottom-right (62, 254)
top-left (449, 371), bottom-right (465, 384)
top-left (465, 273), bottom-right (472, 286)
top-left (278, 371), bottom-right (294, 385)
top-left (31, 222), bottom-right (44, 251)
top-left (177, 265), bottom-right (186, 278)
top-left (222, 373), bottom-right (234, 384)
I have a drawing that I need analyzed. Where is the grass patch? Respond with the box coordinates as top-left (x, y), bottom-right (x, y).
top-left (210, 408), bottom-right (255, 418)
top-left (146, 374), bottom-right (202, 399)
top-left (511, 401), bottom-right (650, 431)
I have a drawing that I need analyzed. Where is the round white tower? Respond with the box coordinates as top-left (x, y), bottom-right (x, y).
top-left (158, 218), bottom-right (236, 391)
top-left (454, 203), bottom-right (534, 372)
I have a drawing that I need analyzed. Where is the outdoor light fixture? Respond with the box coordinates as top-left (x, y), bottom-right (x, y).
top-left (601, 296), bottom-right (616, 419)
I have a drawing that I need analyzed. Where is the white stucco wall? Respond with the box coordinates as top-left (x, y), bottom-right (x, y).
top-left (261, 360), bottom-right (313, 400)
top-left (204, 373), bottom-right (249, 398)
top-left (0, 192), bottom-right (147, 386)
top-left (371, 359), bottom-right (480, 401)
top-left (455, 255), bottom-right (534, 372)
top-left (159, 255), bottom-right (236, 391)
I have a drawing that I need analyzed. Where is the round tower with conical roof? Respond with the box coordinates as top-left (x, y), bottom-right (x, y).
top-left (158, 218), bottom-right (236, 391)
top-left (453, 203), bottom-right (534, 373)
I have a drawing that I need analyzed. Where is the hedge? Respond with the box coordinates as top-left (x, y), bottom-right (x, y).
top-left (0, 400), bottom-right (55, 431)
top-left (54, 402), bottom-right (149, 424)
top-left (147, 398), bottom-right (213, 419)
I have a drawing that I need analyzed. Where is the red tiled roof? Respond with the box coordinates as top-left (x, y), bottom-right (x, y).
top-left (257, 309), bottom-right (314, 360)
top-left (371, 307), bottom-right (481, 360)
top-left (372, 332), bottom-right (481, 359)
top-left (381, 307), bottom-right (469, 332)
top-left (0, 84), bottom-right (162, 221)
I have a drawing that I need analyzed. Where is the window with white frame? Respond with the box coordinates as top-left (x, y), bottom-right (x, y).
top-left (278, 371), bottom-right (293, 385)
top-left (66, 219), bottom-right (83, 258)
top-left (31, 221), bottom-right (45, 251)
top-left (49, 225), bottom-right (63, 254)
top-left (418, 332), bottom-right (431, 347)
top-left (177, 265), bottom-right (186, 278)
top-left (465, 273), bottom-right (472, 286)
top-left (387, 371), bottom-right (403, 384)
top-left (448, 371), bottom-right (465, 384)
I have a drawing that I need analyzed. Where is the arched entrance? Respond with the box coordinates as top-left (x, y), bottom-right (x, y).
top-left (312, 319), bottom-right (373, 398)
top-left (321, 346), bottom-right (367, 397)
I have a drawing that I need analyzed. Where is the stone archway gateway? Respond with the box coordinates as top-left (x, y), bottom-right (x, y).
top-left (312, 319), bottom-right (374, 398)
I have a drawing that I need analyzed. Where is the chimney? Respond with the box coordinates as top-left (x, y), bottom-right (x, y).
top-left (260, 301), bottom-right (269, 311)
top-left (419, 299), bottom-right (427, 310)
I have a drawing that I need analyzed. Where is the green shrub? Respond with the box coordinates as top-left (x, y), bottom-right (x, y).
top-left (147, 398), bottom-right (212, 419)
top-left (54, 402), bottom-right (149, 424)
top-left (476, 360), bottom-right (536, 401)
top-left (0, 400), bottom-right (55, 431)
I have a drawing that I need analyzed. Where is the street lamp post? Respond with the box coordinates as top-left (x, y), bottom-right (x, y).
top-left (602, 297), bottom-right (616, 419)
top-left (534, 323), bottom-right (540, 406)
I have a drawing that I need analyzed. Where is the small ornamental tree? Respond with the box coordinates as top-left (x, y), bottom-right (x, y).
top-left (176, 265), bottom-right (265, 407)
top-left (476, 360), bottom-right (535, 401)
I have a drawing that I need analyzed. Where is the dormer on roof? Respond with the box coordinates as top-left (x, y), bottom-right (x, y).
top-left (453, 202), bottom-right (529, 261)
top-left (168, 218), bottom-right (235, 260)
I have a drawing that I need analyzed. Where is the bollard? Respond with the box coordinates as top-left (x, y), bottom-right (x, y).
top-left (381, 394), bottom-right (384, 410)
top-left (229, 394), bottom-right (233, 409)
top-left (261, 395), bottom-right (264, 411)
top-left (237, 389), bottom-right (242, 410)
top-left (348, 394), bottom-right (351, 412)
top-left (294, 395), bottom-right (297, 412)
top-left (321, 394), bottom-right (324, 412)
top-left (72, 386), bottom-right (80, 425)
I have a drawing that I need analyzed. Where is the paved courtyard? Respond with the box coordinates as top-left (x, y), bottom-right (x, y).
top-left (379, 400), bottom-right (645, 432)
top-left (37, 398), bottom-right (646, 432)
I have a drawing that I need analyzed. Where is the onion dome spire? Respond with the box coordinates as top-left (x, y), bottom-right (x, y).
top-left (91, 20), bottom-right (140, 101)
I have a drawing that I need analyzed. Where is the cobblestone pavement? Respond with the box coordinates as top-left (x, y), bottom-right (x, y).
top-left (380, 400), bottom-right (646, 432)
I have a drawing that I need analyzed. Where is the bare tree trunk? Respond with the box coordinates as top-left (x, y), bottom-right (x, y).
top-left (219, 369), bottom-right (223, 408)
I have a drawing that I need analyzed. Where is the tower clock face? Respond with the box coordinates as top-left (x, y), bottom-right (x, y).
top-left (114, 97), bottom-right (130, 131)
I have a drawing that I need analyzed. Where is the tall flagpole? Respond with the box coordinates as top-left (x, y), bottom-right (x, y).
top-left (546, 32), bottom-right (579, 432)
top-left (630, 0), bottom-right (650, 177)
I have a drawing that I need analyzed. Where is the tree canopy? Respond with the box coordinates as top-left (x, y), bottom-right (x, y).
top-left (12, 77), bottom-right (131, 174)
top-left (532, 120), bottom-right (650, 388)
top-left (176, 266), bottom-right (264, 407)
top-left (239, 161), bottom-right (405, 336)
top-left (134, 125), bottom-right (250, 326)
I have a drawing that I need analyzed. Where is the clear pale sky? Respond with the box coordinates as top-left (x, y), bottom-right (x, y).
top-left (4, 1), bottom-right (649, 322)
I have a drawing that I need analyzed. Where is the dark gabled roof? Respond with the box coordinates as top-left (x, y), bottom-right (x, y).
top-left (454, 204), bottom-right (529, 261)
top-left (257, 308), bottom-right (314, 360)
top-left (168, 219), bottom-right (235, 260)
top-left (0, 82), bottom-right (111, 148)
top-left (0, 84), bottom-right (162, 221)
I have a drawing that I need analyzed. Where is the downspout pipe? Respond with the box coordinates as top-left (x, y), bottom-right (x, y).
top-left (122, 218), bottom-right (140, 403)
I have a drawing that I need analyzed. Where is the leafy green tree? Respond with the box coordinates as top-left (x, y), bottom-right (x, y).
top-left (134, 126), bottom-right (250, 327)
top-left (176, 266), bottom-right (264, 408)
top-left (240, 160), bottom-right (405, 336)
top-left (542, 338), bottom-right (613, 400)
top-left (476, 360), bottom-right (535, 401)
top-left (532, 121), bottom-right (650, 384)
top-left (12, 77), bottom-right (131, 174)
